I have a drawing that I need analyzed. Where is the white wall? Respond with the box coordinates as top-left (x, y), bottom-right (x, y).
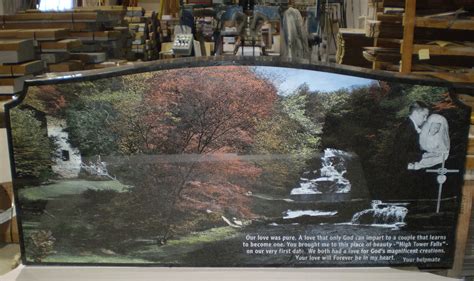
top-left (345, 0), bottom-right (370, 29)
top-left (38, 0), bottom-right (74, 11)
top-left (0, 0), bottom-right (29, 15)
top-left (0, 128), bottom-right (12, 184)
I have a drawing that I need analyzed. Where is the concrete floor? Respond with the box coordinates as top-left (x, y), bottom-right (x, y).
top-left (0, 243), bottom-right (20, 276)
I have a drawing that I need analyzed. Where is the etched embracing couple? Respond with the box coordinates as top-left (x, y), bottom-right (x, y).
top-left (390, 101), bottom-right (450, 197)
top-left (403, 101), bottom-right (450, 171)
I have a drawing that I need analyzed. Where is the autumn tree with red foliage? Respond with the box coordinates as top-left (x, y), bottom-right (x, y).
top-left (96, 66), bottom-right (278, 245)
top-left (138, 66), bottom-right (277, 154)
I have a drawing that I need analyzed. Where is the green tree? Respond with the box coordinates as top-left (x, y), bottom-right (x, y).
top-left (10, 109), bottom-right (55, 180)
top-left (59, 75), bottom-right (152, 156)
top-left (65, 102), bottom-right (120, 156)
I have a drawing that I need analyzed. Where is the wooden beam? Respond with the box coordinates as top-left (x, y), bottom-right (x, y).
top-left (366, 20), bottom-right (381, 37)
top-left (363, 49), bottom-right (401, 63)
top-left (370, 23), bottom-right (474, 41)
top-left (411, 63), bottom-right (467, 72)
top-left (400, 0), bottom-right (416, 73)
top-left (365, 20), bottom-right (404, 38)
top-left (376, 13), bottom-right (403, 24)
top-left (0, 11), bottom-right (122, 23)
top-left (412, 71), bottom-right (474, 83)
top-left (467, 156), bottom-right (474, 170)
top-left (459, 94), bottom-right (474, 108)
top-left (1, 22), bottom-right (100, 32)
top-left (448, 183), bottom-right (474, 277)
top-left (416, 17), bottom-right (474, 31)
top-left (39, 39), bottom-right (82, 52)
top-left (48, 60), bottom-right (84, 72)
top-left (0, 60), bottom-right (44, 77)
top-left (375, 38), bottom-right (402, 48)
top-left (383, 0), bottom-right (474, 10)
top-left (412, 55), bottom-right (474, 68)
top-left (0, 182), bottom-right (18, 243)
top-left (412, 44), bottom-right (474, 57)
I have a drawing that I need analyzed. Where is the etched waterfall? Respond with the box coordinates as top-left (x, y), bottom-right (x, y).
top-left (291, 148), bottom-right (352, 196)
top-left (350, 200), bottom-right (408, 227)
top-left (282, 149), bottom-right (407, 228)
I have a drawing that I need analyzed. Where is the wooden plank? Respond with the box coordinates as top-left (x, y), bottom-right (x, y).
top-left (73, 5), bottom-right (125, 12)
top-left (411, 64), bottom-right (467, 72)
top-left (364, 47), bottom-right (401, 64)
top-left (83, 59), bottom-right (128, 70)
top-left (448, 184), bottom-right (474, 277)
top-left (48, 60), bottom-right (84, 72)
top-left (0, 29), bottom-right (68, 41)
top-left (0, 39), bottom-right (33, 51)
top-left (412, 71), bottom-right (474, 83)
top-left (375, 38), bottom-right (401, 48)
top-left (466, 156), bottom-right (474, 170)
top-left (0, 30), bottom-right (20, 39)
top-left (39, 39), bottom-right (82, 52)
top-left (70, 52), bottom-right (107, 64)
top-left (363, 50), bottom-right (399, 63)
top-left (412, 44), bottom-right (474, 57)
top-left (1, 22), bottom-right (99, 32)
top-left (400, 0), bottom-right (416, 73)
top-left (124, 16), bottom-right (146, 23)
top-left (413, 55), bottom-right (474, 68)
top-left (74, 43), bottom-right (104, 53)
top-left (70, 31), bottom-right (121, 42)
top-left (127, 7), bottom-right (146, 12)
top-left (366, 21), bottom-right (404, 38)
top-left (458, 94), bottom-right (474, 105)
top-left (383, 0), bottom-right (474, 10)
top-left (0, 39), bottom-right (35, 64)
top-left (365, 20), bottom-right (381, 37)
top-left (17, 28), bottom-right (69, 41)
top-left (2, 13), bottom-right (76, 22)
top-left (383, 7), bottom-right (404, 14)
top-left (416, 17), bottom-right (474, 31)
top-left (40, 52), bottom-right (71, 64)
top-left (337, 29), bottom-right (373, 68)
top-left (0, 75), bottom-right (30, 95)
top-left (129, 23), bottom-right (147, 32)
top-left (0, 182), bottom-right (18, 243)
top-left (31, 10), bottom-right (122, 22)
top-left (371, 23), bottom-right (474, 41)
top-left (0, 183), bottom-right (11, 242)
top-left (1, 12), bottom-right (105, 23)
top-left (0, 60), bottom-right (44, 77)
top-left (376, 13), bottom-right (403, 24)
top-left (126, 7), bottom-right (145, 17)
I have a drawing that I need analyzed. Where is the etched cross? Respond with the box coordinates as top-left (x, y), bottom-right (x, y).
top-left (426, 153), bottom-right (459, 213)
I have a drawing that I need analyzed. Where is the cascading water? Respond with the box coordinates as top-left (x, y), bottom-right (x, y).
top-left (281, 148), bottom-right (351, 220)
top-left (291, 148), bottom-right (351, 195)
top-left (273, 149), bottom-right (408, 226)
top-left (351, 200), bottom-right (408, 226)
